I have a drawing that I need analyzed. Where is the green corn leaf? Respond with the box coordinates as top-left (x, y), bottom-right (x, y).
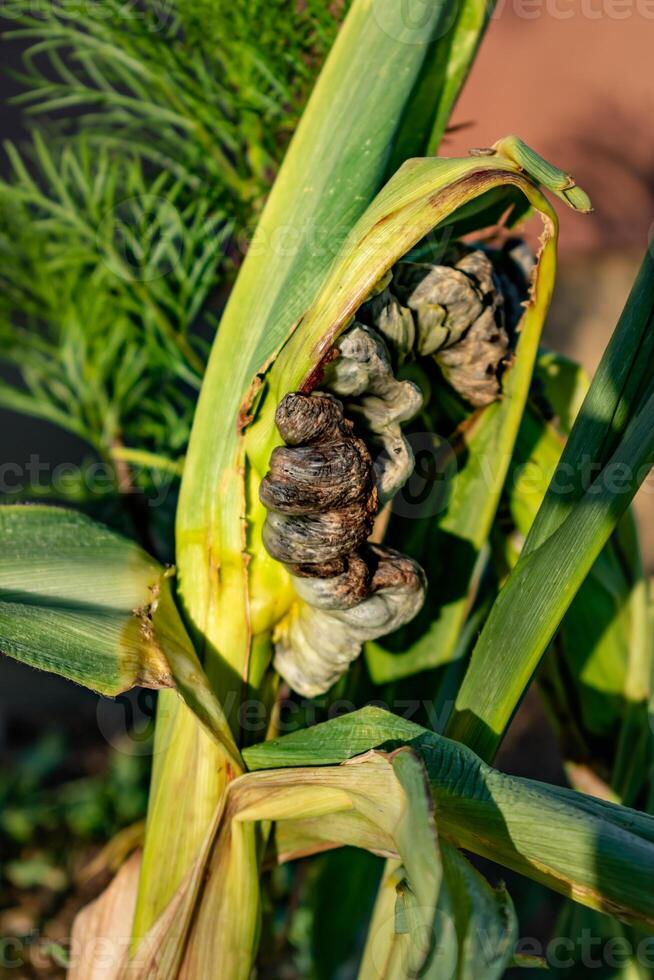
top-left (0, 504), bottom-right (240, 767)
top-left (510, 405), bottom-right (639, 741)
top-left (526, 248), bottom-right (654, 553)
top-left (509, 387), bottom-right (652, 808)
top-left (244, 707), bottom-right (654, 930)
top-left (439, 842), bottom-right (518, 980)
top-left (243, 706), bottom-right (427, 769)
top-left (448, 252), bottom-right (654, 760)
top-left (385, 0), bottom-right (494, 171)
top-left (0, 504), bottom-right (172, 695)
top-left (360, 845), bottom-right (517, 980)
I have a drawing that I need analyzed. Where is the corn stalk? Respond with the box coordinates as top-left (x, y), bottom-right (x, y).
top-left (1, 0), bottom-right (654, 977)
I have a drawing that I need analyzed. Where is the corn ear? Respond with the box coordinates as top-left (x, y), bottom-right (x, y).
top-left (136, 0), bottom-right (493, 952)
top-left (137, 4), bottom-right (590, 970)
top-left (176, 0), bottom-right (482, 694)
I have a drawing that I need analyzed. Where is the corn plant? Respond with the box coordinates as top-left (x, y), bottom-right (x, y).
top-left (2, 0), bottom-right (654, 977)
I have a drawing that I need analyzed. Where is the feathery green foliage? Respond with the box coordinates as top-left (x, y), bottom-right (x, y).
top-left (0, 0), bottom-right (346, 508)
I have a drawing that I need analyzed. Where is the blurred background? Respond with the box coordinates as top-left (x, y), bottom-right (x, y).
top-left (447, 0), bottom-right (654, 559)
top-left (1, 2), bottom-right (652, 976)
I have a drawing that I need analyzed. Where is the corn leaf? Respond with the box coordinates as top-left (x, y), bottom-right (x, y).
top-left (69, 851), bottom-right (141, 980)
top-left (243, 707), bottom-right (422, 769)
top-left (527, 249), bottom-right (654, 552)
top-left (385, 0), bottom-right (494, 171)
top-left (509, 399), bottom-right (650, 788)
top-left (131, 792), bottom-right (257, 979)
top-left (81, 706), bottom-right (654, 977)
top-left (0, 504), bottom-right (173, 694)
top-left (130, 692), bottom-right (243, 949)
top-left (130, 748), bottom-right (444, 980)
top-left (360, 845), bottom-right (516, 980)
top-left (244, 707), bottom-right (654, 930)
top-left (448, 251), bottom-right (654, 759)
top-left (0, 505), bottom-right (240, 766)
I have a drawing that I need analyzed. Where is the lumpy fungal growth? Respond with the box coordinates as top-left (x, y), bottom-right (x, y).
top-left (260, 244), bottom-right (530, 696)
top-left (260, 392), bottom-right (425, 697)
top-left (363, 246), bottom-right (516, 407)
top-left (325, 324), bottom-right (423, 503)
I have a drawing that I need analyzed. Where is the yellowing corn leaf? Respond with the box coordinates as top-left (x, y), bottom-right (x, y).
top-left (0, 505), bottom-right (173, 693)
top-left (68, 851), bottom-right (140, 980)
top-left (84, 748), bottom-right (444, 979)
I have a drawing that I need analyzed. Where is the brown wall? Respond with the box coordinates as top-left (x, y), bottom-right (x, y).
top-left (447, 4), bottom-right (654, 253)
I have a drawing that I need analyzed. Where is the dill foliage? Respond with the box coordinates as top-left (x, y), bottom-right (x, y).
top-left (0, 0), bottom-right (344, 506)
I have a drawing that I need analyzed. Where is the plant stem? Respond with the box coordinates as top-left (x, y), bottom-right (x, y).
top-left (109, 444), bottom-right (184, 477)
